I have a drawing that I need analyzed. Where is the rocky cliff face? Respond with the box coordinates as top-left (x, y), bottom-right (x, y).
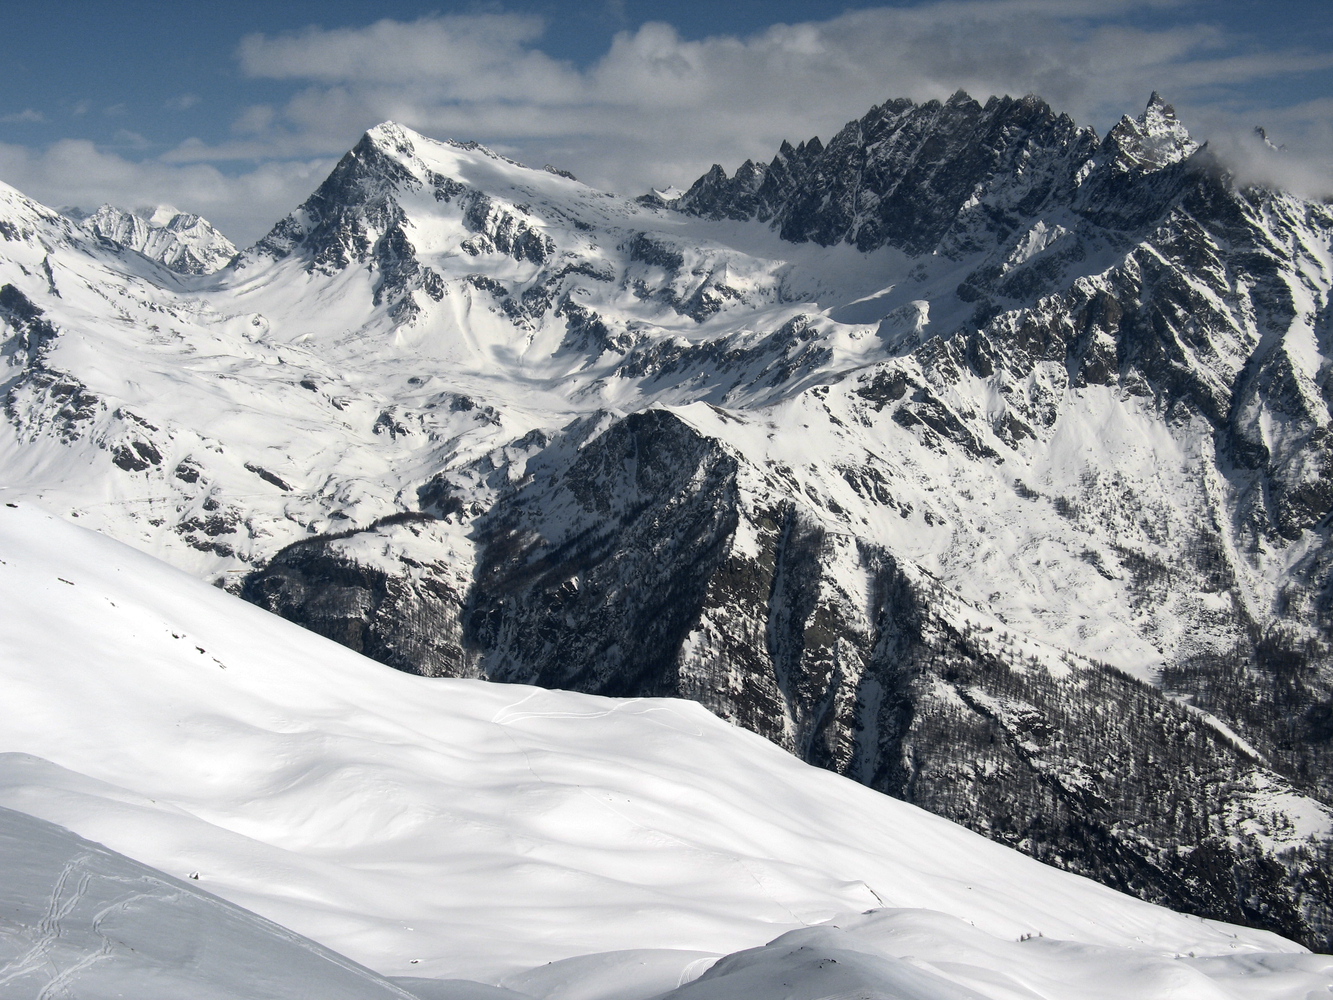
top-left (672, 91), bottom-right (1098, 255)
top-left (5, 98), bottom-right (1333, 949)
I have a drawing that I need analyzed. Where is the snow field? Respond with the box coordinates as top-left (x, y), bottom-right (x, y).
top-left (0, 805), bottom-right (418, 999)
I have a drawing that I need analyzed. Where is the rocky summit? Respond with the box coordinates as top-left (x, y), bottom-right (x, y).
top-left (2, 93), bottom-right (1332, 950)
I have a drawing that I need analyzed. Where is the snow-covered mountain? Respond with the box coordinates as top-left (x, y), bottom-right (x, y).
top-left (2, 500), bottom-right (1330, 1000)
top-left (64, 202), bottom-right (237, 274)
top-left (2, 94), bottom-right (1333, 951)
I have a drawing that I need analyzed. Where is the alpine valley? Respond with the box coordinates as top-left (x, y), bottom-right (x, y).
top-left (3, 88), bottom-right (1333, 963)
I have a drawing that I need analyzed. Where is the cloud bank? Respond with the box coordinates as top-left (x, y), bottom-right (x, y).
top-left (5, 2), bottom-right (1331, 244)
top-left (0, 140), bottom-right (334, 244)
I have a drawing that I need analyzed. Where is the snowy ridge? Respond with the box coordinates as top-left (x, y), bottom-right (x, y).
top-left (0, 500), bottom-right (1330, 1000)
top-left (67, 203), bottom-right (237, 274)
top-left (2, 95), bottom-right (1333, 949)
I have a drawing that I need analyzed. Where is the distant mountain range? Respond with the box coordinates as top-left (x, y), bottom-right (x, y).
top-left (1, 92), bottom-right (1331, 951)
top-left (62, 202), bottom-right (236, 274)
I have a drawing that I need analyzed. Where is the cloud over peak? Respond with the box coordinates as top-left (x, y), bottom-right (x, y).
top-left (4, 1), bottom-right (1330, 244)
top-left (224, 4), bottom-right (1333, 200)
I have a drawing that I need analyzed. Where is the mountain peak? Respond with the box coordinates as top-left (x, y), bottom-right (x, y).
top-left (672, 90), bottom-right (1096, 253)
top-left (361, 121), bottom-right (533, 178)
top-left (144, 204), bottom-right (183, 227)
top-left (1141, 91), bottom-right (1189, 137)
top-left (363, 120), bottom-right (420, 159)
top-left (1102, 92), bottom-right (1198, 171)
top-left (73, 203), bottom-right (236, 274)
top-left (1255, 125), bottom-right (1286, 153)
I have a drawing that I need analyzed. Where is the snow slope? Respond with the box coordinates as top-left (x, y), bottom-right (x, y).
top-left (657, 910), bottom-right (1333, 1000)
top-left (0, 805), bottom-right (419, 999)
top-left (0, 499), bottom-right (1325, 1000)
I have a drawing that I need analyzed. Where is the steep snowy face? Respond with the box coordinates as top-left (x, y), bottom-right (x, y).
top-left (70, 203), bottom-right (237, 274)
top-left (1104, 91), bottom-right (1200, 172)
top-left (234, 121), bottom-right (819, 341)
top-left (4, 98), bottom-right (1333, 954)
top-left (0, 118), bottom-right (900, 578)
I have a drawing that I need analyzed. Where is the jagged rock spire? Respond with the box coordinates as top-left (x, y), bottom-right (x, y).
top-left (1102, 92), bottom-right (1199, 171)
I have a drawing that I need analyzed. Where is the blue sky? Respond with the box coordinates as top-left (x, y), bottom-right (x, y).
top-left (1, 1), bottom-right (1329, 243)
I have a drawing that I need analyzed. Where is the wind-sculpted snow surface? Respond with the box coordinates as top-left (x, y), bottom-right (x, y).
top-left (0, 806), bottom-right (418, 999)
top-left (1, 501), bottom-right (1331, 1000)
top-left (3, 95), bottom-right (1333, 948)
top-left (655, 909), bottom-right (1333, 1000)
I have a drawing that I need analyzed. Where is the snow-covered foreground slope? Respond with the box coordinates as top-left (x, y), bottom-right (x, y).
top-left (0, 805), bottom-right (418, 999)
top-left (663, 910), bottom-right (1333, 1000)
top-left (0, 499), bottom-right (1328, 1000)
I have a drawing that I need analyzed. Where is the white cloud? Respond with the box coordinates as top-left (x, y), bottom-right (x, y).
top-left (0, 139), bottom-right (333, 245)
top-left (1189, 98), bottom-right (1333, 200)
top-left (221, 3), bottom-right (1333, 197)
top-left (238, 13), bottom-right (579, 100)
top-left (3, 2), bottom-right (1331, 248)
top-left (112, 129), bottom-right (151, 151)
top-left (1, 109), bottom-right (45, 124)
top-left (231, 104), bottom-right (276, 135)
